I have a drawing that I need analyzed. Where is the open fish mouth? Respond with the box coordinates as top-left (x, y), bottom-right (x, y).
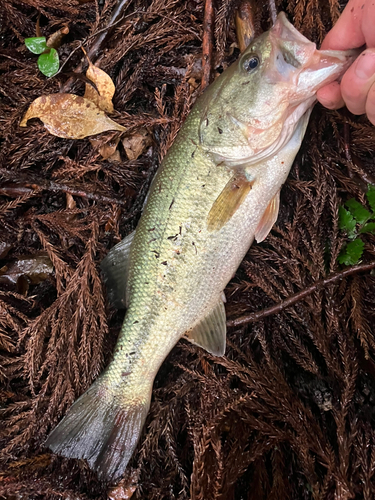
top-left (268, 12), bottom-right (358, 98)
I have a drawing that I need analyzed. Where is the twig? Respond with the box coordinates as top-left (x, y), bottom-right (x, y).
top-left (60, 0), bottom-right (134, 92)
top-left (158, 14), bottom-right (201, 39)
top-left (226, 261), bottom-right (375, 328)
top-left (343, 121), bottom-right (353, 167)
top-left (47, 181), bottom-right (127, 206)
top-left (0, 169), bottom-right (126, 206)
top-left (0, 53), bottom-right (30, 68)
top-left (201, 0), bottom-right (214, 91)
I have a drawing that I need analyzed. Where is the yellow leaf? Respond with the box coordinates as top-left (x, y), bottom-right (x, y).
top-left (83, 52), bottom-right (115, 114)
top-left (20, 94), bottom-right (125, 139)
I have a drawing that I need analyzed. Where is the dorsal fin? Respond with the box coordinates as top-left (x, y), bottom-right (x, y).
top-left (183, 296), bottom-right (226, 356)
top-left (255, 191), bottom-right (280, 243)
top-left (207, 175), bottom-right (254, 231)
top-left (100, 231), bottom-right (135, 309)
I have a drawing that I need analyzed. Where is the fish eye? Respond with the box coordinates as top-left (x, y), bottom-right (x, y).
top-left (243, 55), bottom-right (260, 73)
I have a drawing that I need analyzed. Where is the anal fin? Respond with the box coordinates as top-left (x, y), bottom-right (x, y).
top-left (184, 297), bottom-right (226, 356)
top-left (255, 191), bottom-right (280, 243)
top-left (100, 231), bottom-right (135, 309)
top-left (207, 175), bottom-right (253, 231)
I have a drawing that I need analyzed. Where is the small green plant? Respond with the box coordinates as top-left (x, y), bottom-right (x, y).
top-left (25, 37), bottom-right (59, 78)
top-left (338, 184), bottom-right (375, 265)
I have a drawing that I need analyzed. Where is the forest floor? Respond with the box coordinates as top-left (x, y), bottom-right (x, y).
top-left (1, 0), bottom-right (375, 499)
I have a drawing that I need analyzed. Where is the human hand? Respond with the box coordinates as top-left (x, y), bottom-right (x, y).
top-left (316, 0), bottom-right (375, 125)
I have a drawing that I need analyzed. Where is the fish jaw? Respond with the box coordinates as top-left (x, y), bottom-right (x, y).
top-left (267, 12), bottom-right (358, 101)
top-left (229, 12), bottom-right (358, 166)
top-left (197, 12), bottom-right (358, 167)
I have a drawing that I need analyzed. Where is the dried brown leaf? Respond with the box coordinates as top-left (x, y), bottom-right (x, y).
top-left (90, 133), bottom-right (121, 160)
top-left (84, 53), bottom-right (115, 114)
top-left (20, 94), bottom-right (125, 139)
top-left (0, 254), bottom-right (53, 294)
top-left (46, 26), bottom-right (69, 50)
top-left (107, 149), bottom-right (121, 162)
top-left (122, 129), bottom-right (152, 160)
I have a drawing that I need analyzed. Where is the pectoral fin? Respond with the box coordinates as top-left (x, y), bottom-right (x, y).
top-left (184, 297), bottom-right (226, 356)
top-left (207, 175), bottom-right (253, 231)
top-left (100, 231), bottom-right (135, 309)
top-left (254, 191), bottom-right (280, 243)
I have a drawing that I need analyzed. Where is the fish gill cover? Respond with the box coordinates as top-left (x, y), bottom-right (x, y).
top-left (1, 0), bottom-right (375, 499)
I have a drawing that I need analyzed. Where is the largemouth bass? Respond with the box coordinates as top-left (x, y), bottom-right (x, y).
top-left (46, 12), bottom-right (356, 482)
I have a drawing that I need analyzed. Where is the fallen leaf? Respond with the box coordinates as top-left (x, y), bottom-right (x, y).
top-left (20, 94), bottom-right (125, 139)
top-left (100, 136), bottom-right (121, 160)
top-left (90, 133), bottom-right (121, 160)
top-left (107, 149), bottom-right (121, 162)
top-left (107, 481), bottom-right (137, 500)
top-left (188, 76), bottom-right (199, 92)
top-left (122, 128), bottom-right (152, 160)
top-left (83, 50), bottom-right (115, 114)
top-left (0, 253), bottom-right (54, 294)
top-left (107, 484), bottom-right (136, 500)
top-left (65, 192), bottom-right (76, 210)
top-left (107, 470), bottom-right (138, 500)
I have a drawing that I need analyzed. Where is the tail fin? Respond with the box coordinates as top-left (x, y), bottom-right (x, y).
top-left (45, 380), bottom-right (150, 482)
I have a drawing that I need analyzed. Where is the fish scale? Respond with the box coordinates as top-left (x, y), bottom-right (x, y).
top-left (46, 12), bottom-right (357, 483)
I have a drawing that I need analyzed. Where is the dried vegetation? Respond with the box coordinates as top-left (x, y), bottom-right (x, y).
top-left (1, 0), bottom-right (375, 498)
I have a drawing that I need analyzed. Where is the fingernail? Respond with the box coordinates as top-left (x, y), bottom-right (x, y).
top-left (355, 51), bottom-right (375, 80)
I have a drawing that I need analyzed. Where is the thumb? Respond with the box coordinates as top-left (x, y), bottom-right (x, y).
top-left (321, 0), bottom-right (366, 51)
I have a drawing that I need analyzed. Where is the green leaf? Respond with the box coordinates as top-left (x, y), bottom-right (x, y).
top-left (338, 238), bottom-right (364, 266)
top-left (37, 49), bottom-right (59, 77)
top-left (359, 221), bottom-right (375, 234)
top-left (345, 198), bottom-right (371, 225)
top-left (366, 184), bottom-right (375, 214)
top-left (338, 206), bottom-right (357, 238)
top-left (25, 37), bottom-right (48, 55)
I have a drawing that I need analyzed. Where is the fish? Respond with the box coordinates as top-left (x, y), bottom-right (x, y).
top-left (46, 12), bottom-right (357, 483)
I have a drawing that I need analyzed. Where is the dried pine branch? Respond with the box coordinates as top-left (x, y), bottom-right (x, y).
top-left (1, 0), bottom-right (375, 499)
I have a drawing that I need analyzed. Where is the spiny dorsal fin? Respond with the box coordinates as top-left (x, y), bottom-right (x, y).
top-left (100, 231), bottom-right (135, 309)
top-left (255, 191), bottom-right (280, 243)
top-left (207, 175), bottom-right (254, 232)
top-left (184, 296), bottom-right (226, 356)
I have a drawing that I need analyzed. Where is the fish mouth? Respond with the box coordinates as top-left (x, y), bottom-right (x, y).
top-left (268, 12), bottom-right (359, 98)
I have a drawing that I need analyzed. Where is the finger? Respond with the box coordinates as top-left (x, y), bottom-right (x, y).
top-left (321, 0), bottom-right (366, 51)
top-left (316, 81), bottom-right (345, 109)
top-left (365, 81), bottom-right (375, 125)
top-left (340, 49), bottom-right (375, 115)
top-left (361, 2), bottom-right (375, 48)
